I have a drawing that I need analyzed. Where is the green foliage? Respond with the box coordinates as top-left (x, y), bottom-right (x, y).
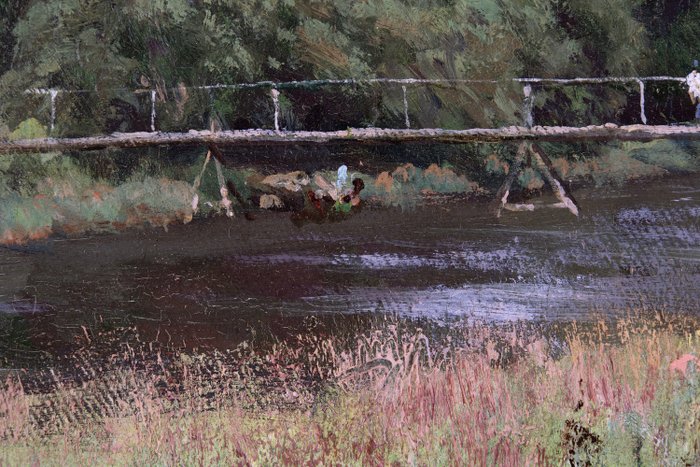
top-left (555, 0), bottom-right (647, 75)
top-left (624, 140), bottom-right (700, 172)
top-left (0, 0), bottom-right (697, 237)
top-left (358, 162), bottom-right (475, 208)
top-left (0, 192), bottom-right (54, 239)
top-left (1, 318), bottom-right (699, 464)
top-left (8, 118), bottom-right (47, 140)
top-left (0, 0), bottom-right (675, 133)
top-left (0, 148), bottom-right (198, 242)
top-left (643, 1), bottom-right (700, 75)
top-left (0, 0), bottom-right (25, 75)
top-left (0, 120), bottom-right (8, 140)
top-left (645, 364), bottom-right (700, 465)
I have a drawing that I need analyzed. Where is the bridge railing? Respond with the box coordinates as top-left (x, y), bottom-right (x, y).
top-left (24, 76), bottom-right (689, 136)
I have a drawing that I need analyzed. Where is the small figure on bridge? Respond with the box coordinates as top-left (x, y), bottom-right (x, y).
top-left (686, 60), bottom-right (700, 121)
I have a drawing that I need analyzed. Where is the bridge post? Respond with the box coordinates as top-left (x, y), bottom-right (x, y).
top-left (271, 88), bottom-right (281, 131)
top-left (493, 142), bottom-right (528, 218)
top-left (402, 85), bottom-right (410, 129)
top-left (150, 89), bottom-right (157, 132)
top-left (637, 79), bottom-right (647, 125)
top-left (49, 89), bottom-right (58, 134)
top-left (492, 142), bottom-right (579, 218)
top-left (529, 144), bottom-right (579, 216)
top-left (208, 143), bottom-right (256, 219)
top-left (523, 85), bottom-right (534, 128)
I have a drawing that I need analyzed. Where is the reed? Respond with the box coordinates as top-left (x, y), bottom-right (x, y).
top-left (1, 313), bottom-right (698, 465)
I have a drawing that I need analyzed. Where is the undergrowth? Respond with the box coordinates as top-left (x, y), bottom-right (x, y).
top-left (0, 312), bottom-right (699, 465)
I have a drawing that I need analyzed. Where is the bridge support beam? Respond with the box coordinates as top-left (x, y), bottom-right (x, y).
top-left (207, 144), bottom-right (256, 219)
top-left (493, 142), bottom-right (527, 218)
top-left (493, 142), bottom-right (579, 218)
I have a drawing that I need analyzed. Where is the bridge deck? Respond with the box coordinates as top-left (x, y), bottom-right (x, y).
top-left (2, 124), bottom-right (700, 154)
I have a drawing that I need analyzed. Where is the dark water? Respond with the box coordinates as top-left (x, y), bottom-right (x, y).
top-left (1, 175), bottom-right (699, 361)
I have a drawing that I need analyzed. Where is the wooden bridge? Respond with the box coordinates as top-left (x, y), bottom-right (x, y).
top-left (2, 75), bottom-right (699, 217)
top-left (2, 124), bottom-right (700, 154)
top-left (2, 75), bottom-right (698, 153)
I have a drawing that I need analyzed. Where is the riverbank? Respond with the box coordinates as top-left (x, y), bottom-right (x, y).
top-left (1, 314), bottom-right (698, 465)
top-left (2, 121), bottom-right (699, 245)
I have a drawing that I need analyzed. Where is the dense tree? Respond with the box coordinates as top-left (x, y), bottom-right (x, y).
top-left (0, 0), bottom-right (695, 134)
top-left (0, 0), bottom-right (300, 132)
top-left (0, 0), bottom-right (26, 74)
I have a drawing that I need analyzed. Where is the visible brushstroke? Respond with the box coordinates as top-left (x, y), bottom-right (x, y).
top-left (289, 173), bottom-right (365, 226)
top-left (336, 164), bottom-right (348, 191)
top-left (271, 88), bottom-right (281, 131)
top-left (7, 124), bottom-right (700, 154)
top-left (669, 354), bottom-right (698, 377)
top-left (23, 76), bottom-right (689, 96)
top-left (529, 144), bottom-right (579, 216)
top-left (522, 85), bottom-right (534, 128)
top-left (637, 79), bottom-right (647, 125)
top-left (368, 163), bottom-right (476, 208)
top-left (49, 89), bottom-right (57, 133)
top-left (190, 150), bottom-right (212, 213)
top-left (493, 142), bottom-right (527, 218)
top-left (0, 178), bottom-right (196, 244)
top-left (150, 89), bottom-right (156, 132)
top-left (259, 194), bottom-right (283, 209)
top-left (503, 202), bottom-right (535, 212)
top-left (261, 171), bottom-right (310, 192)
top-left (0, 174), bottom-right (698, 383)
top-left (493, 142), bottom-right (577, 217)
top-left (214, 157), bottom-right (233, 218)
top-left (402, 85), bottom-right (410, 129)
top-left (18, 74), bottom-right (689, 142)
top-left (0, 141), bottom-right (686, 246)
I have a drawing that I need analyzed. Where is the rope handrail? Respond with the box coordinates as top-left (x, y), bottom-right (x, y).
top-left (24, 75), bottom-right (688, 96)
top-left (20, 75), bottom-right (693, 133)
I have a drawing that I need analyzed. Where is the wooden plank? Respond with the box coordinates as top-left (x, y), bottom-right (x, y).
top-left (2, 124), bottom-right (700, 154)
top-left (528, 144), bottom-right (579, 216)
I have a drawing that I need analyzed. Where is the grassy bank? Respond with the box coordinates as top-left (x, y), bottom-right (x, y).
top-left (3, 118), bottom-right (700, 245)
top-left (1, 314), bottom-right (698, 465)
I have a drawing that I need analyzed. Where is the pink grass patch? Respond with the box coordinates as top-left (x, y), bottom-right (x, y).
top-left (669, 353), bottom-right (698, 377)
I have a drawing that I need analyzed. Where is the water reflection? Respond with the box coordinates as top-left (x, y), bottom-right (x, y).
top-left (0, 175), bottom-right (698, 358)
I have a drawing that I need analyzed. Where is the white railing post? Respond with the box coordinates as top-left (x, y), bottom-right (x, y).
top-left (523, 84), bottom-right (534, 128)
top-left (150, 89), bottom-right (157, 132)
top-left (271, 88), bottom-right (280, 131)
top-left (402, 85), bottom-right (410, 129)
top-left (49, 89), bottom-right (58, 133)
top-left (637, 79), bottom-right (647, 125)
top-left (22, 75), bottom-right (692, 134)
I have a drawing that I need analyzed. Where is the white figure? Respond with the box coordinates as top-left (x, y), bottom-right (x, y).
top-left (336, 165), bottom-right (348, 191)
top-left (686, 60), bottom-right (700, 120)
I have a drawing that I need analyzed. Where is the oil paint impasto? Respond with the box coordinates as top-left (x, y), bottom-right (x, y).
top-left (1, 1), bottom-right (699, 465)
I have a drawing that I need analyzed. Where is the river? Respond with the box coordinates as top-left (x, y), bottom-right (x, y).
top-left (1, 174), bottom-right (698, 361)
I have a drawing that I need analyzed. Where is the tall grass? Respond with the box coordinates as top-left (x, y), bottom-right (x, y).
top-left (1, 314), bottom-right (699, 465)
